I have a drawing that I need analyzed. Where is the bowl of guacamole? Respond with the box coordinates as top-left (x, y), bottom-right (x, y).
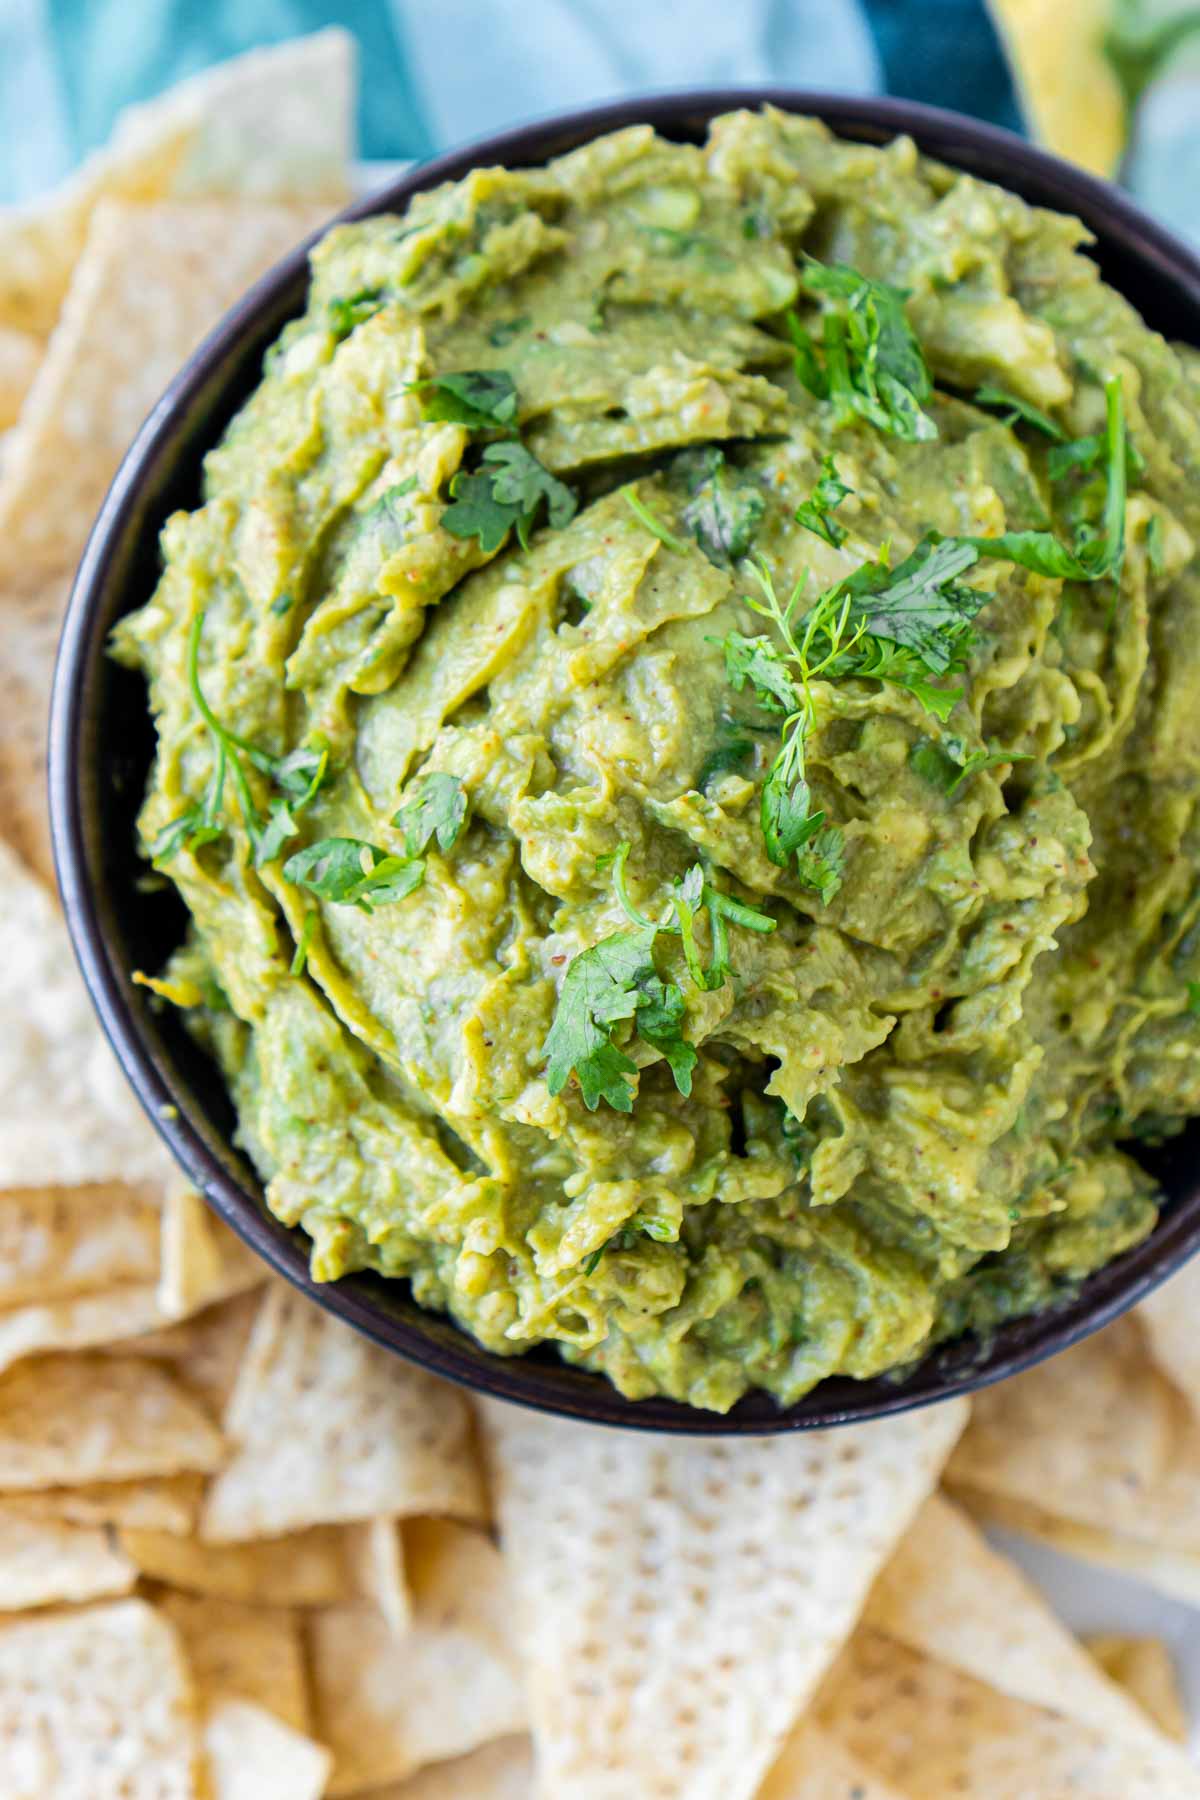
top-left (51, 91), bottom-right (1200, 1426)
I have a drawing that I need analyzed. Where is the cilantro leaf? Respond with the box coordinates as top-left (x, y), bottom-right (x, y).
top-left (442, 444), bottom-right (577, 552)
top-left (272, 740), bottom-right (329, 806)
top-left (253, 802), bottom-right (301, 867)
top-left (1188, 981), bottom-right (1200, 1017)
top-left (697, 730), bottom-right (754, 791)
top-left (329, 288), bottom-right (385, 341)
top-left (836, 536), bottom-right (985, 674)
top-left (910, 736), bottom-right (1031, 795)
top-left (760, 761), bottom-right (827, 869)
top-left (282, 837), bottom-right (425, 911)
top-left (674, 448), bottom-right (765, 567)
top-left (393, 771), bottom-right (467, 856)
top-left (542, 925), bottom-right (658, 1112)
top-left (150, 805), bottom-right (222, 862)
top-left (794, 260), bottom-right (937, 443)
top-left (412, 369), bottom-right (518, 430)
top-left (795, 454), bottom-right (851, 547)
top-left (973, 385), bottom-right (1065, 440)
top-left (633, 973), bottom-right (697, 1097)
top-left (721, 632), bottom-right (802, 714)
top-left (795, 825), bottom-right (845, 905)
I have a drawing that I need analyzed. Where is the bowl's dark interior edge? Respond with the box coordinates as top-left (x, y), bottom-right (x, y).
top-left (49, 87), bottom-right (1200, 1434)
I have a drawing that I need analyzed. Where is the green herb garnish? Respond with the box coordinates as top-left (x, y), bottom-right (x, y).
top-left (788, 260), bottom-right (937, 443)
top-left (488, 316), bottom-right (530, 347)
top-left (973, 385), bottom-right (1065, 440)
top-left (411, 369), bottom-right (518, 430)
top-left (442, 442), bottom-right (577, 552)
top-left (290, 911), bottom-right (317, 977)
top-left (328, 288), bottom-right (385, 341)
top-left (794, 454), bottom-right (851, 547)
top-left (673, 448), bottom-right (765, 567)
top-left (392, 771), bottom-right (467, 856)
top-left (621, 485), bottom-right (690, 555)
top-left (910, 735), bottom-right (1032, 795)
top-left (1187, 981), bottom-right (1200, 1017)
top-left (282, 837), bottom-right (424, 912)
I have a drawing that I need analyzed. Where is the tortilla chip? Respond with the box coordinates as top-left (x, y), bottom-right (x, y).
top-left (157, 1184), bottom-right (263, 1321)
top-left (358, 1737), bottom-right (535, 1800)
top-left (0, 841), bottom-right (173, 1184)
top-left (120, 1520), bottom-right (385, 1607)
top-left (0, 569), bottom-right (71, 882)
top-left (0, 1352), bottom-right (225, 1490)
top-left (0, 1596), bottom-right (200, 1797)
top-left (200, 1284), bottom-right (487, 1542)
top-left (818, 1628), bottom-right (1200, 1796)
top-left (756, 1720), bottom-right (907, 1800)
top-left (152, 1589), bottom-right (308, 1733)
top-left (0, 1281), bottom-right (168, 1373)
top-left (308, 1519), bottom-right (527, 1794)
top-left (353, 1516), bottom-right (411, 1636)
top-left (11, 1472), bottom-right (203, 1534)
top-left (0, 1501), bottom-right (136, 1610)
top-left (864, 1491), bottom-right (1159, 1746)
top-left (479, 1396), bottom-right (968, 1800)
top-left (1085, 1633), bottom-right (1189, 1744)
top-left (0, 28), bottom-right (352, 341)
top-left (945, 1317), bottom-right (1176, 1536)
top-left (202, 1699), bottom-right (331, 1800)
top-left (0, 327), bottom-right (40, 430)
top-left (0, 196), bottom-right (334, 583)
top-left (985, 0), bottom-right (1126, 175)
top-left (120, 1290), bottom-right (262, 1418)
top-left (953, 1481), bottom-right (1200, 1606)
top-left (1138, 1257), bottom-right (1200, 1417)
top-left (0, 1182), bottom-right (160, 1310)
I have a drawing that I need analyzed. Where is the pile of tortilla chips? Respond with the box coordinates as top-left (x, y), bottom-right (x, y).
top-left (0, 30), bottom-right (1197, 1798)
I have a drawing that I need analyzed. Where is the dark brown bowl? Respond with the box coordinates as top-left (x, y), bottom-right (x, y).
top-left (49, 88), bottom-right (1200, 1433)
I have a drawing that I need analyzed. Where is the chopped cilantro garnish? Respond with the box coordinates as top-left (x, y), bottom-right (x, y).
top-left (973, 385), bottom-right (1065, 440)
top-left (1187, 980), bottom-right (1200, 1017)
top-left (411, 369), bottom-right (518, 430)
top-left (328, 288), bottom-right (385, 341)
top-left (910, 735), bottom-right (1032, 795)
top-left (488, 316), bottom-right (530, 347)
top-left (621, 485), bottom-right (690, 555)
top-left (794, 454), bottom-right (851, 547)
top-left (392, 771), bottom-right (467, 856)
top-left (673, 448), bottom-right (765, 567)
top-left (442, 442), bottom-right (577, 552)
top-left (290, 911), bottom-right (317, 977)
top-left (788, 260), bottom-right (937, 443)
top-left (282, 837), bottom-right (425, 912)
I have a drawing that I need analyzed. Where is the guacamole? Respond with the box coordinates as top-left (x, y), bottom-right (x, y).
top-left (116, 110), bottom-right (1200, 1411)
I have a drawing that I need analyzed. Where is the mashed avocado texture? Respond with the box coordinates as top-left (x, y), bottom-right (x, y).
top-left (116, 111), bottom-right (1200, 1411)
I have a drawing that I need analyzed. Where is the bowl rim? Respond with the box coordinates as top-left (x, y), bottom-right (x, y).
top-left (49, 84), bottom-right (1200, 1434)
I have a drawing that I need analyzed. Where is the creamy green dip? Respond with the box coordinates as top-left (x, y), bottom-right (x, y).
top-left (116, 110), bottom-right (1200, 1411)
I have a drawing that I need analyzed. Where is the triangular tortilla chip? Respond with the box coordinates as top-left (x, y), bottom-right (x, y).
top-left (308, 1519), bottom-right (527, 1795)
top-left (0, 195), bottom-right (335, 582)
top-left (1138, 1257), bottom-right (1200, 1419)
top-left (121, 1290), bottom-right (262, 1418)
top-left (0, 28), bottom-right (352, 340)
top-left (864, 1491), bottom-right (1159, 1746)
top-left (479, 1396), bottom-right (968, 1800)
top-left (0, 1501), bottom-right (136, 1610)
top-left (0, 1182), bottom-right (160, 1309)
top-left (9, 1472), bottom-right (202, 1534)
top-left (354, 1516), bottom-right (411, 1636)
top-left (0, 1281), bottom-right (167, 1373)
top-left (120, 1519), bottom-right (384, 1607)
top-left (984, 0), bottom-right (1125, 175)
top-left (945, 1317), bottom-right (1177, 1537)
top-left (756, 1720), bottom-right (907, 1799)
top-left (818, 1628), bottom-right (1200, 1796)
top-left (152, 1589), bottom-right (308, 1733)
top-left (953, 1481), bottom-right (1200, 1606)
top-left (157, 1184), bottom-right (263, 1321)
top-left (0, 568), bottom-right (71, 882)
top-left (358, 1737), bottom-right (535, 1800)
top-left (201, 1699), bottom-right (331, 1800)
top-left (1085, 1633), bottom-right (1189, 1744)
top-left (0, 841), bottom-right (173, 1184)
top-left (0, 1352), bottom-right (225, 1490)
top-left (200, 1284), bottom-right (487, 1542)
top-left (0, 327), bottom-right (41, 429)
top-left (0, 1597), bottom-right (200, 1797)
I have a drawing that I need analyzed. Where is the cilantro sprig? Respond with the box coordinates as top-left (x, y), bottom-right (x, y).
top-left (280, 774), bottom-right (466, 919)
top-left (794, 455), bottom-right (851, 548)
top-left (443, 442), bottom-right (578, 552)
top-left (542, 844), bottom-right (774, 1113)
top-left (909, 735), bottom-right (1033, 796)
top-left (411, 369), bottom-right (518, 430)
top-left (150, 611), bottom-right (328, 868)
top-left (788, 260), bottom-right (937, 443)
top-left (392, 771), bottom-right (467, 856)
top-left (673, 448), bottom-right (765, 567)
